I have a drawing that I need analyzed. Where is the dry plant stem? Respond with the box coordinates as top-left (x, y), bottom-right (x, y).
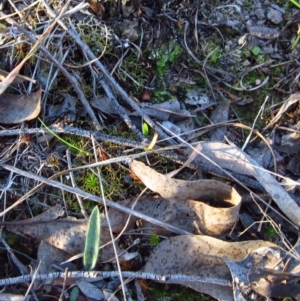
top-left (42, 0), bottom-right (173, 142)
top-left (0, 12), bottom-right (101, 130)
top-left (0, 124), bottom-right (266, 191)
top-left (0, 163), bottom-right (191, 235)
top-left (1, 135), bottom-right (22, 221)
top-left (0, 125), bottom-right (145, 149)
top-left (202, 47), bottom-right (218, 102)
top-left (0, 235), bottom-right (29, 275)
top-left (257, 197), bottom-right (272, 233)
top-left (91, 137), bottom-right (127, 301)
top-left (25, 261), bottom-right (42, 299)
top-left (0, 270), bottom-right (232, 287)
top-left (182, 21), bottom-right (234, 79)
top-left (66, 23), bottom-right (175, 143)
top-left (0, 1), bottom-right (71, 93)
top-left (95, 72), bottom-right (146, 142)
top-left (159, 123), bottom-right (299, 230)
top-left (66, 150), bottom-right (88, 218)
top-left (0, 123), bottom-right (266, 190)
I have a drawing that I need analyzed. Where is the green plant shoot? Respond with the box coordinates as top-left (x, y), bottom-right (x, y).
top-left (142, 122), bottom-right (149, 136)
top-left (252, 46), bottom-right (261, 55)
top-left (84, 206), bottom-right (101, 270)
top-left (38, 118), bottom-right (90, 155)
top-left (149, 233), bottom-right (160, 247)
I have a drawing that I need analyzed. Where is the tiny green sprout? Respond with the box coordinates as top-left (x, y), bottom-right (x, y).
top-left (142, 122), bottom-right (149, 136)
top-left (149, 234), bottom-right (160, 247)
top-left (252, 46), bottom-right (261, 56)
top-left (85, 173), bottom-right (99, 190)
top-left (264, 224), bottom-right (277, 241)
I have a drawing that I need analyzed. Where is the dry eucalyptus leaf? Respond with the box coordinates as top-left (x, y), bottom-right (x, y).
top-left (11, 217), bottom-right (87, 255)
top-left (91, 96), bottom-right (130, 116)
top-left (135, 100), bottom-right (193, 121)
top-left (247, 25), bottom-right (280, 39)
top-left (0, 86), bottom-right (42, 124)
top-left (18, 205), bottom-right (125, 262)
top-left (2, 204), bottom-right (85, 255)
top-left (48, 94), bottom-right (76, 122)
top-left (191, 142), bottom-right (300, 226)
top-left (144, 235), bottom-right (277, 301)
top-left (228, 246), bottom-right (300, 300)
top-left (126, 160), bottom-right (241, 235)
top-left (104, 194), bottom-right (240, 236)
top-left (210, 102), bottom-right (230, 142)
top-left (264, 93), bottom-right (300, 130)
top-left (77, 281), bottom-right (105, 300)
top-left (37, 241), bottom-right (71, 276)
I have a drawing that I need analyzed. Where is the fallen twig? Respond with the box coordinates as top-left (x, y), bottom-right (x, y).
top-left (0, 12), bottom-right (102, 130)
top-left (0, 270), bottom-right (232, 287)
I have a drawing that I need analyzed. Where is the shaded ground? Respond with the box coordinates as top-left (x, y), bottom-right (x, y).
top-left (1, 0), bottom-right (300, 300)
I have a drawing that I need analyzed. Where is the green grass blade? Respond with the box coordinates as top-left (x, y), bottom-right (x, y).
top-left (38, 118), bottom-right (90, 155)
top-left (289, 0), bottom-right (300, 9)
top-left (84, 206), bottom-right (101, 271)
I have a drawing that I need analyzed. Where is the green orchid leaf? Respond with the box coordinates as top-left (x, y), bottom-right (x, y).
top-left (84, 206), bottom-right (101, 271)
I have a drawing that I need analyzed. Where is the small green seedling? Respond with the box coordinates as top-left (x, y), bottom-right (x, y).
top-left (252, 46), bottom-right (261, 56)
top-left (149, 234), bottom-right (160, 247)
top-left (142, 122), bottom-right (149, 136)
top-left (84, 206), bottom-right (101, 270)
top-left (84, 173), bottom-right (99, 193)
top-left (264, 224), bottom-right (277, 241)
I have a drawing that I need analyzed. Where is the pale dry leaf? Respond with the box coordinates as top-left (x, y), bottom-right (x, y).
top-left (104, 194), bottom-right (240, 236)
top-left (144, 235), bottom-right (277, 301)
top-left (0, 86), bottom-right (42, 124)
top-left (0, 69), bottom-right (36, 84)
top-left (91, 95), bottom-right (130, 116)
top-left (12, 217), bottom-right (87, 255)
top-left (77, 281), bottom-right (105, 300)
top-left (3, 204), bottom-right (86, 255)
top-left (135, 100), bottom-right (193, 121)
top-left (125, 160), bottom-right (241, 235)
top-left (48, 94), bottom-right (76, 122)
top-left (227, 246), bottom-right (300, 299)
top-left (247, 25), bottom-right (281, 39)
top-left (35, 241), bottom-right (72, 290)
top-left (191, 142), bottom-right (300, 226)
top-left (264, 93), bottom-right (300, 130)
top-left (37, 241), bottom-right (71, 276)
top-left (5, 205), bottom-right (125, 263)
top-left (210, 102), bottom-right (230, 142)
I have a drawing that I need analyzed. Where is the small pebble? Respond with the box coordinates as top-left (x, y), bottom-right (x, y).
top-left (267, 8), bottom-right (283, 24)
